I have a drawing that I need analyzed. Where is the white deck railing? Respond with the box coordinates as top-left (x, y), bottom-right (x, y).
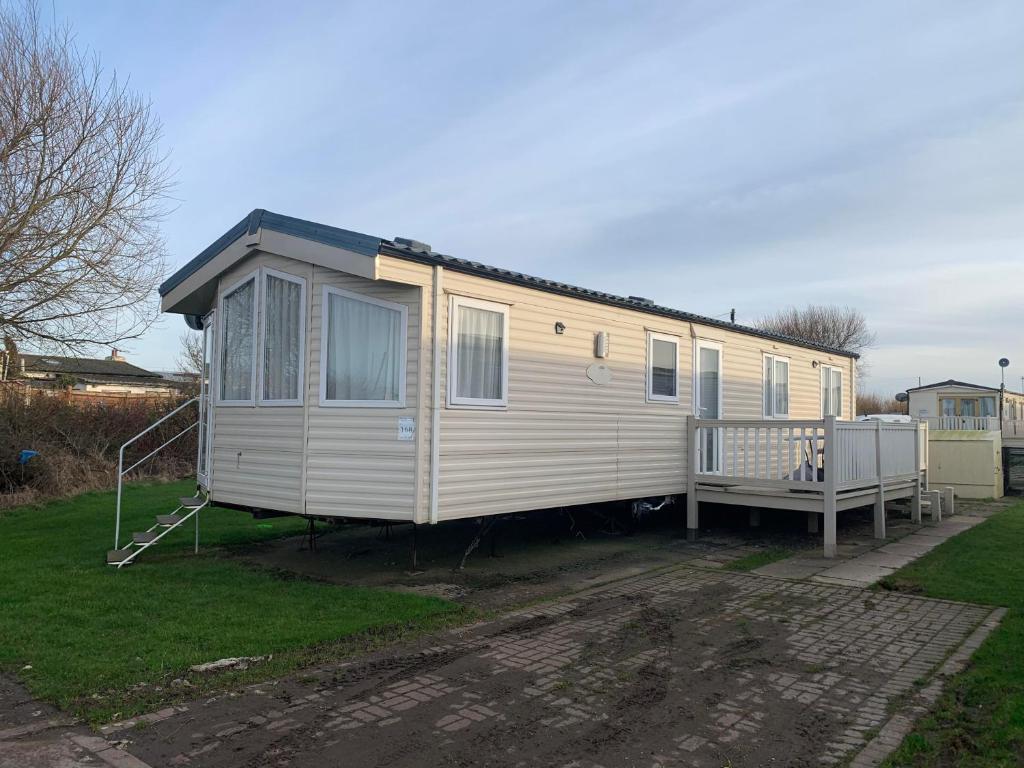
top-left (922, 415), bottom-right (999, 431)
top-left (689, 416), bottom-right (925, 491)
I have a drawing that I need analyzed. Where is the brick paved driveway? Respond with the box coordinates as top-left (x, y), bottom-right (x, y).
top-left (112, 567), bottom-right (995, 768)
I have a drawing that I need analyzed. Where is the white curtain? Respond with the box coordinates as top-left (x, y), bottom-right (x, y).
top-left (456, 305), bottom-right (504, 400)
top-left (220, 278), bottom-right (254, 400)
top-left (326, 293), bottom-right (401, 401)
top-left (774, 359), bottom-right (789, 415)
top-left (263, 276), bottom-right (302, 400)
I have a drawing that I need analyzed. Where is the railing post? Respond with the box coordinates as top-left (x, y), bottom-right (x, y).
top-left (823, 415), bottom-right (837, 558)
top-left (911, 422), bottom-right (923, 523)
top-left (873, 420), bottom-right (885, 539)
top-left (686, 414), bottom-right (698, 540)
top-left (115, 446), bottom-right (125, 549)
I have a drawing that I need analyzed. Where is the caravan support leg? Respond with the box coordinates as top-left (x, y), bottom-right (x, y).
top-left (410, 524), bottom-right (418, 571)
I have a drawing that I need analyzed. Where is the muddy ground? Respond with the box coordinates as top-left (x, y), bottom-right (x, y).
top-left (105, 565), bottom-right (994, 768)
top-left (234, 503), bottom-right (882, 610)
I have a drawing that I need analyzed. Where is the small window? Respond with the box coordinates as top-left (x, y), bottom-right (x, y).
top-left (763, 354), bottom-right (790, 418)
top-left (260, 270), bottom-right (305, 405)
top-left (219, 273), bottom-right (257, 403)
top-left (448, 296), bottom-right (509, 407)
top-left (320, 287), bottom-right (407, 407)
top-left (647, 332), bottom-right (679, 402)
top-left (821, 365), bottom-right (843, 418)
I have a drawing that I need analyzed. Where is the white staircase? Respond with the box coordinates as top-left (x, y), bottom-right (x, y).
top-left (108, 396), bottom-right (209, 568)
top-left (107, 495), bottom-right (209, 567)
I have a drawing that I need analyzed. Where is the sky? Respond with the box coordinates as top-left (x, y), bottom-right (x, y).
top-left (48, 0), bottom-right (1024, 395)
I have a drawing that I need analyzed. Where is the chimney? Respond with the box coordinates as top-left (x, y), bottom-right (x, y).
top-left (107, 348), bottom-right (125, 362)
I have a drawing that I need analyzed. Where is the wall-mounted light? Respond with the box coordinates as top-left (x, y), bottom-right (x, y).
top-left (554, 322), bottom-right (566, 335)
top-left (812, 360), bottom-right (819, 368)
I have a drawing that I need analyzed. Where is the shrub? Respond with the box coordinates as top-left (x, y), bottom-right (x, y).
top-left (0, 388), bottom-right (197, 508)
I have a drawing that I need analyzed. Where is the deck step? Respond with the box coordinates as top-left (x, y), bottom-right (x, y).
top-left (157, 514), bottom-right (183, 526)
top-left (133, 531), bottom-right (158, 544)
top-left (107, 549), bottom-right (133, 565)
top-left (180, 496), bottom-right (205, 509)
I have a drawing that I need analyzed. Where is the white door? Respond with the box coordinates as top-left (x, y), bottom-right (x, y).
top-left (197, 311), bottom-right (215, 489)
top-left (695, 341), bottom-right (723, 473)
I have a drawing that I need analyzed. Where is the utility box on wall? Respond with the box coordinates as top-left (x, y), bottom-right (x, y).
top-left (928, 430), bottom-right (1003, 499)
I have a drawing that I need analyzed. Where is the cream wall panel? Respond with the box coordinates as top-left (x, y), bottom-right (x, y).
top-left (303, 266), bottom-right (423, 520)
top-left (209, 252), bottom-right (311, 513)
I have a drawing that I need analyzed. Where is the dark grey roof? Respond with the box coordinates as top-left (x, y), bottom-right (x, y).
top-left (158, 210), bottom-right (382, 297)
top-left (907, 379), bottom-right (998, 393)
top-left (21, 354), bottom-right (167, 381)
top-left (161, 209), bottom-right (859, 360)
top-left (907, 379), bottom-right (1023, 397)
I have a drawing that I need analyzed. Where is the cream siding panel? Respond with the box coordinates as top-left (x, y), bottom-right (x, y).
top-left (209, 251), bottom-right (310, 514)
top-left (414, 263), bottom-right (856, 522)
top-left (303, 266), bottom-right (422, 519)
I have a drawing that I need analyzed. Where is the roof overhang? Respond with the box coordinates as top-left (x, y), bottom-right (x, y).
top-left (159, 210), bottom-right (383, 316)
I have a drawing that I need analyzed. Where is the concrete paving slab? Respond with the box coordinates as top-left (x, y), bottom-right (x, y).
top-left (877, 541), bottom-right (937, 557)
top-left (812, 562), bottom-right (896, 585)
top-left (847, 551), bottom-right (916, 569)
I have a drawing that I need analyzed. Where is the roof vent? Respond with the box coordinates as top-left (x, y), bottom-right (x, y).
top-left (394, 237), bottom-right (432, 253)
top-left (628, 296), bottom-right (655, 306)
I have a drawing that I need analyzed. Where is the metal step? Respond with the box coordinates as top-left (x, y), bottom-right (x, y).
top-left (157, 513), bottom-right (183, 527)
top-left (133, 531), bottom-right (158, 544)
top-left (180, 496), bottom-right (205, 509)
top-left (107, 549), bottom-right (133, 565)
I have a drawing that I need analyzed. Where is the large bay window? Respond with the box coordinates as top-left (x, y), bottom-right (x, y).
top-left (449, 296), bottom-right (509, 407)
top-left (320, 287), bottom-right (407, 407)
top-left (218, 267), bottom-right (306, 406)
top-left (260, 270), bottom-right (305, 404)
top-left (219, 273), bottom-right (257, 403)
top-left (647, 332), bottom-right (679, 402)
top-left (763, 354), bottom-right (790, 418)
top-left (821, 365), bottom-right (843, 418)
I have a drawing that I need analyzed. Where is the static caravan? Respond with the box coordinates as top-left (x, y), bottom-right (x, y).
top-left (908, 379), bottom-right (1024, 432)
top-left (109, 209), bottom-right (901, 566)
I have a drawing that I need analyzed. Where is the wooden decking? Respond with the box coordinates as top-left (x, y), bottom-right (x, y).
top-left (685, 416), bottom-right (927, 558)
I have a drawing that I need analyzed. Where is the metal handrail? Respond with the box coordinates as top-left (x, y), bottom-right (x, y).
top-left (114, 397), bottom-right (199, 549)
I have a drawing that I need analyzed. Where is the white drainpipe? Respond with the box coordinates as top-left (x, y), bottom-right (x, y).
top-left (429, 265), bottom-right (443, 524)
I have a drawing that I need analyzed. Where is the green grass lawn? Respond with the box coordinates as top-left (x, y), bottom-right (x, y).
top-left (724, 547), bottom-right (792, 572)
top-left (878, 503), bottom-right (1024, 767)
top-left (0, 481), bottom-right (464, 723)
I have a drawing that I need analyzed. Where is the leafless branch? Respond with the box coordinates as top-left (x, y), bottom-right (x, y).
top-left (0, 1), bottom-right (173, 353)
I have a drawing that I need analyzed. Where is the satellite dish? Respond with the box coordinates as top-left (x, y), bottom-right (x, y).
top-left (895, 392), bottom-right (909, 403)
top-left (999, 358), bottom-right (1010, 368)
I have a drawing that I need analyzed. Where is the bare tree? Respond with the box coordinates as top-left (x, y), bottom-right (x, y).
top-left (757, 305), bottom-right (876, 375)
top-left (856, 392), bottom-right (905, 415)
top-left (175, 330), bottom-right (203, 377)
top-left (0, 1), bottom-right (172, 353)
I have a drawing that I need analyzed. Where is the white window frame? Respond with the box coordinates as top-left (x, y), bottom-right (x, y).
top-left (447, 295), bottom-right (510, 408)
top-left (216, 271), bottom-right (258, 406)
top-left (258, 267), bottom-right (306, 407)
top-left (821, 365), bottom-right (844, 418)
top-left (646, 331), bottom-right (680, 403)
top-left (318, 285), bottom-right (408, 408)
top-left (762, 353), bottom-right (790, 419)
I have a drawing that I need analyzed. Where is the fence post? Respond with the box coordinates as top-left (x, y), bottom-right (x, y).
top-left (823, 415), bottom-right (837, 558)
top-left (686, 414), bottom-right (698, 540)
top-left (873, 420), bottom-right (886, 539)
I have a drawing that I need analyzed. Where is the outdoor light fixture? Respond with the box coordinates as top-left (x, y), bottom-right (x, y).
top-left (554, 322), bottom-right (566, 334)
